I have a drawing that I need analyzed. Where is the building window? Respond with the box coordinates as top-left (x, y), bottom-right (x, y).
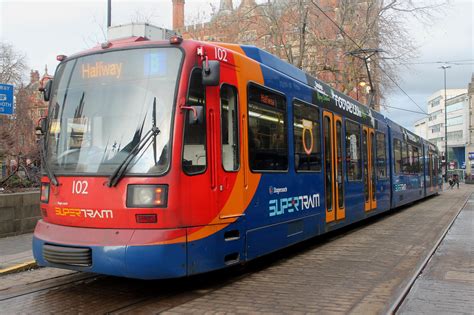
top-left (293, 100), bottom-right (321, 172)
top-left (446, 101), bottom-right (464, 113)
top-left (431, 123), bottom-right (443, 133)
top-left (430, 98), bottom-right (441, 107)
top-left (248, 83), bottom-right (288, 172)
top-left (345, 120), bottom-right (362, 181)
top-left (447, 115), bottom-right (463, 126)
top-left (447, 130), bottom-right (463, 141)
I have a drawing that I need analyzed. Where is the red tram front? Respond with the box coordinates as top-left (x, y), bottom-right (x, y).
top-left (34, 37), bottom-right (256, 279)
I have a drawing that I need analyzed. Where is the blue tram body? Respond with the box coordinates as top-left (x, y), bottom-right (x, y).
top-left (33, 39), bottom-right (442, 279)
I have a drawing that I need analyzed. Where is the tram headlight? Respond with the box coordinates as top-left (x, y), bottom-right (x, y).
top-left (127, 185), bottom-right (168, 208)
top-left (40, 183), bottom-right (50, 203)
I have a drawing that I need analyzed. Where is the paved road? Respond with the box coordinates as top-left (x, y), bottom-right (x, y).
top-left (0, 186), bottom-right (470, 314)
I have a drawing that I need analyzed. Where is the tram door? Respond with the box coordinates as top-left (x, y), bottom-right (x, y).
top-left (362, 126), bottom-right (377, 211)
top-left (207, 82), bottom-right (243, 220)
top-left (323, 111), bottom-right (345, 223)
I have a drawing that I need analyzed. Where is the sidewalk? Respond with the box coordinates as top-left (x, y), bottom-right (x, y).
top-left (0, 233), bottom-right (35, 274)
top-left (398, 191), bottom-right (474, 314)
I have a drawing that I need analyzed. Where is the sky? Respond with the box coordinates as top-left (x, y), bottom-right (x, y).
top-left (0, 0), bottom-right (473, 130)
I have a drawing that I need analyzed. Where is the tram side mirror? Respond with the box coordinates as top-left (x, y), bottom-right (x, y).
top-left (35, 117), bottom-right (48, 136)
top-left (188, 106), bottom-right (204, 125)
top-left (202, 60), bottom-right (220, 86)
top-left (41, 80), bottom-right (53, 102)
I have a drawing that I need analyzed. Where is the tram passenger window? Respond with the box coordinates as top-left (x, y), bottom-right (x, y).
top-left (182, 69), bottom-right (206, 175)
top-left (402, 141), bottom-right (409, 174)
top-left (413, 146), bottom-right (420, 173)
top-left (248, 84), bottom-right (287, 171)
top-left (407, 144), bottom-right (414, 174)
top-left (345, 120), bottom-right (362, 181)
top-left (376, 132), bottom-right (387, 179)
top-left (394, 139), bottom-right (402, 174)
top-left (221, 84), bottom-right (239, 171)
top-left (419, 147), bottom-right (424, 174)
top-left (293, 100), bottom-right (321, 172)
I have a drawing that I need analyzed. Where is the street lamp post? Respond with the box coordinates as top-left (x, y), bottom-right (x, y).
top-left (347, 49), bottom-right (384, 110)
top-left (107, 0), bottom-right (112, 28)
top-left (441, 65), bottom-right (451, 182)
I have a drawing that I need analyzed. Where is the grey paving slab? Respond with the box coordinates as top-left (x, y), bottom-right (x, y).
top-left (397, 194), bottom-right (474, 315)
top-left (0, 232), bottom-right (34, 270)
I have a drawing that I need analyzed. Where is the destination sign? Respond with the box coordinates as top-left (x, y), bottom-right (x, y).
top-left (260, 94), bottom-right (277, 107)
top-left (82, 62), bottom-right (123, 79)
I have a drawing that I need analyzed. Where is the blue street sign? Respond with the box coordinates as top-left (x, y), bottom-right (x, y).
top-left (0, 84), bottom-right (14, 115)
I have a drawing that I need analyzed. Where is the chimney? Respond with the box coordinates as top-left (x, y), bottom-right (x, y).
top-left (172, 0), bottom-right (185, 30)
top-left (218, 0), bottom-right (233, 13)
top-left (30, 70), bottom-right (40, 84)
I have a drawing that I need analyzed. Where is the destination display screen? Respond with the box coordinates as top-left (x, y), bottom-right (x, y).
top-left (248, 84), bottom-right (286, 111)
top-left (77, 51), bottom-right (169, 82)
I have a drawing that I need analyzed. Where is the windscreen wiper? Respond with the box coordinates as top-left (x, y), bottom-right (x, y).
top-left (107, 98), bottom-right (160, 187)
top-left (107, 126), bottom-right (160, 187)
top-left (40, 137), bottom-right (59, 186)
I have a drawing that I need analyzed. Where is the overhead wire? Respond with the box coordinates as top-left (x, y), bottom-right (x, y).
top-left (399, 59), bottom-right (474, 65)
top-left (381, 105), bottom-right (427, 115)
top-left (310, 0), bottom-right (429, 115)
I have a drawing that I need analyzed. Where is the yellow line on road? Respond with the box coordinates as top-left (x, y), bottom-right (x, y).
top-left (0, 260), bottom-right (37, 275)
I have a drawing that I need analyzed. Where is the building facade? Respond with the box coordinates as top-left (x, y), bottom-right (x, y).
top-left (414, 117), bottom-right (428, 140)
top-left (414, 88), bottom-right (469, 176)
top-left (466, 74), bottom-right (474, 180)
top-left (172, 0), bottom-right (381, 111)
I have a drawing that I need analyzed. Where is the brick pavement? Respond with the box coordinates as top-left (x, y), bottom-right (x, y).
top-left (0, 185), bottom-right (470, 314)
top-left (397, 193), bottom-right (474, 314)
top-left (0, 267), bottom-right (75, 291)
top-left (154, 186), bottom-right (471, 314)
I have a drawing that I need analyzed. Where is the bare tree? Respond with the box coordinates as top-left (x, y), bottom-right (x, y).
top-left (180, 0), bottom-right (445, 110)
top-left (371, 0), bottom-right (445, 106)
top-left (0, 42), bottom-right (40, 183)
top-left (1, 42), bottom-right (28, 160)
top-left (305, 0), bottom-right (446, 104)
top-left (232, 0), bottom-right (446, 108)
top-left (0, 42), bottom-right (27, 86)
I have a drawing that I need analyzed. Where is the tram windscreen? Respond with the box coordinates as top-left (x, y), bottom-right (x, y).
top-left (46, 48), bottom-right (182, 175)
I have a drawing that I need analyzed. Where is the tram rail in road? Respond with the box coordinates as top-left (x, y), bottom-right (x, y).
top-left (0, 186), bottom-right (470, 314)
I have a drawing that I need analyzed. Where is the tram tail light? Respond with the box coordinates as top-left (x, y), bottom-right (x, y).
top-left (127, 185), bottom-right (168, 208)
top-left (136, 214), bottom-right (157, 224)
top-left (40, 183), bottom-right (50, 203)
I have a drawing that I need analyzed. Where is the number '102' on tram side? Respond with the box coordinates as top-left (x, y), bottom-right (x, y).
top-left (33, 35), bottom-right (442, 279)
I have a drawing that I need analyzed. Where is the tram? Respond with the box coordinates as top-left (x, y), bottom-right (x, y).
top-left (33, 35), bottom-right (442, 279)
